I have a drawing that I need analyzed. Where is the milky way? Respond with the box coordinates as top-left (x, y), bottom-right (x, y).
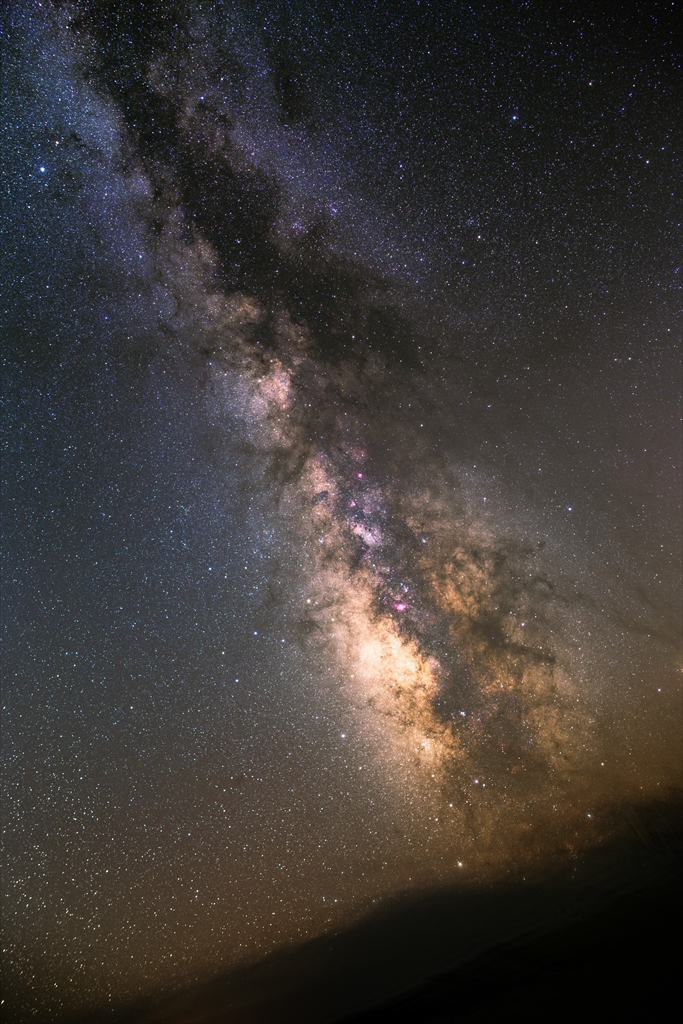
top-left (1, 2), bottom-right (681, 1021)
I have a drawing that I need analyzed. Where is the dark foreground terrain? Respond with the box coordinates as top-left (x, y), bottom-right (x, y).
top-left (57, 795), bottom-right (682, 1024)
top-left (340, 856), bottom-right (681, 1023)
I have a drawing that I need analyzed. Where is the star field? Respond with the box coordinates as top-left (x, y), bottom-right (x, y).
top-left (1, 2), bottom-right (681, 1021)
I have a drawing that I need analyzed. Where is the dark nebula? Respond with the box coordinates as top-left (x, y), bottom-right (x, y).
top-left (1, 2), bottom-right (681, 1021)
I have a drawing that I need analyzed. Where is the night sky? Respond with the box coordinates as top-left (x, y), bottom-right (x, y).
top-left (1, 2), bottom-right (681, 1021)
